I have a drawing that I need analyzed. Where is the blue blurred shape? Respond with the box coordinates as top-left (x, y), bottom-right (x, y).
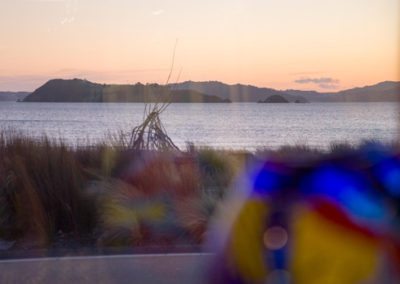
top-left (252, 162), bottom-right (287, 196)
top-left (305, 165), bottom-right (386, 221)
top-left (375, 157), bottom-right (400, 197)
top-left (273, 249), bottom-right (287, 270)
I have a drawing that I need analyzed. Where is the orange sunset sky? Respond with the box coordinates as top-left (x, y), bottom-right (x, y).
top-left (0, 0), bottom-right (399, 92)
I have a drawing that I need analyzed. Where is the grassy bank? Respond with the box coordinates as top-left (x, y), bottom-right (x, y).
top-left (0, 131), bottom-right (248, 251)
top-left (0, 130), bottom-right (398, 252)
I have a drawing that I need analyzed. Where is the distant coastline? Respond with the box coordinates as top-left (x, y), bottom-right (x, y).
top-left (1, 79), bottom-right (398, 103)
top-left (22, 79), bottom-right (231, 103)
top-left (0, 92), bottom-right (30, 102)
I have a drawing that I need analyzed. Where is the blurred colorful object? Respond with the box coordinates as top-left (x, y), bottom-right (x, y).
top-left (208, 144), bottom-right (400, 283)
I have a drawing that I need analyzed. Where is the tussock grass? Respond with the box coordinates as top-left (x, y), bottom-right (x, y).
top-left (0, 132), bottom-right (97, 247)
top-left (0, 131), bottom-right (397, 250)
top-left (0, 131), bottom-right (238, 249)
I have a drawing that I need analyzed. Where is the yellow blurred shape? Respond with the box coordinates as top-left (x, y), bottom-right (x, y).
top-left (291, 206), bottom-right (379, 284)
top-left (104, 198), bottom-right (167, 228)
top-left (104, 200), bottom-right (139, 228)
top-left (228, 198), bottom-right (269, 283)
top-left (137, 203), bottom-right (166, 221)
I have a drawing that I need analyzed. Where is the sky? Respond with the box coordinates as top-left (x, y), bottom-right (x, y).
top-left (0, 0), bottom-right (399, 91)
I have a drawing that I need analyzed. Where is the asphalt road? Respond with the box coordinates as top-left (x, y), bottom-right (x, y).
top-left (0, 253), bottom-right (213, 283)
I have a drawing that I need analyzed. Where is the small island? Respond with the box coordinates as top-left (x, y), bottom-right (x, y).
top-left (258, 94), bottom-right (289, 103)
top-left (258, 94), bottom-right (310, 103)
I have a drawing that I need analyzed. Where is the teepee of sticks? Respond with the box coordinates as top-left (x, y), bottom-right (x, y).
top-left (128, 102), bottom-right (179, 151)
top-left (128, 42), bottom-right (180, 151)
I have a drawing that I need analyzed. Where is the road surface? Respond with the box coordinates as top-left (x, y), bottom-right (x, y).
top-left (0, 253), bottom-right (213, 283)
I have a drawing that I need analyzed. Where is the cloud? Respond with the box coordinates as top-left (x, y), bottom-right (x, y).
top-left (295, 77), bottom-right (339, 84)
top-left (152, 9), bottom-right (165, 16)
top-left (294, 77), bottom-right (340, 89)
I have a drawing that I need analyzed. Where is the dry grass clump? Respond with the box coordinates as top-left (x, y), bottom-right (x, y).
top-left (255, 140), bottom-right (397, 162)
top-left (96, 150), bottom-right (222, 246)
top-left (0, 132), bottom-right (97, 248)
top-left (197, 149), bottom-right (249, 198)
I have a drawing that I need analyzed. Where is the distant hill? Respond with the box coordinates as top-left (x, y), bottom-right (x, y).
top-left (23, 79), bottom-right (230, 103)
top-left (259, 95), bottom-right (289, 103)
top-left (285, 81), bottom-right (400, 102)
top-left (170, 81), bottom-right (305, 103)
top-left (332, 81), bottom-right (400, 102)
top-left (172, 80), bottom-right (399, 102)
top-left (0, 92), bottom-right (30, 102)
